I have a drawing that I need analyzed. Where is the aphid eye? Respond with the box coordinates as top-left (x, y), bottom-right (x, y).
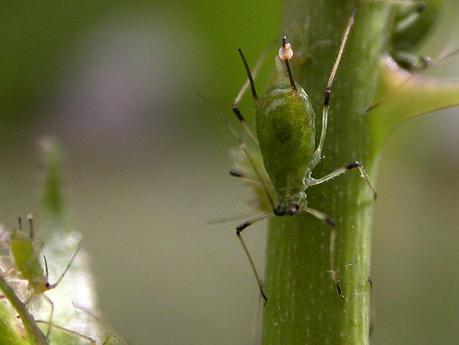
top-left (45, 282), bottom-right (50, 288)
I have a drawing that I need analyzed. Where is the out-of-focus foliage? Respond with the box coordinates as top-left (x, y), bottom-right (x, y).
top-left (0, 0), bottom-right (457, 345)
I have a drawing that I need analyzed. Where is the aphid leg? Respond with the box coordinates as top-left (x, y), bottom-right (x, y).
top-left (233, 49), bottom-right (267, 144)
top-left (198, 91), bottom-right (274, 206)
top-left (229, 168), bottom-right (273, 186)
top-left (49, 240), bottom-right (82, 289)
top-left (369, 0), bottom-right (424, 7)
top-left (236, 213), bottom-right (274, 304)
top-left (368, 276), bottom-right (375, 337)
top-left (43, 294), bottom-right (55, 337)
top-left (73, 302), bottom-right (130, 344)
top-left (390, 0), bottom-right (426, 34)
top-left (0, 256), bottom-right (14, 276)
top-left (35, 320), bottom-right (96, 344)
top-left (310, 10), bottom-right (356, 170)
top-left (27, 214), bottom-right (35, 240)
top-left (306, 161), bottom-right (377, 200)
top-left (300, 206), bottom-right (344, 299)
top-left (240, 146), bottom-right (276, 211)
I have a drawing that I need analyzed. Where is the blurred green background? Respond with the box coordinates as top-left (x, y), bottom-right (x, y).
top-left (0, 1), bottom-right (458, 344)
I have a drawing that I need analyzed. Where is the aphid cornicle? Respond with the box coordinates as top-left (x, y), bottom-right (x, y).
top-left (5, 215), bottom-right (81, 336)
top-left (230, 10), bottom-right (377, 303)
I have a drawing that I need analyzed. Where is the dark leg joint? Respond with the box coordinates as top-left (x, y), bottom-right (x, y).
top-left (324, 88), bottom-right (331, 106)
top-left (326, 217), bottom-right (336, 228)
top-left (416, 1), bottom-right (426, 12)
top-left (416, 56), bottom-right (433, 70)
top-left (261, 290), bottom-right (268, 305)
top-left (345, 161), bottom-right (361, 170)
top-left (229, 169), bottom-right (244, 178)
top-left (236, 222), bottom-right (251, 234)
top-left (231, 106), bottom-right (245, 122)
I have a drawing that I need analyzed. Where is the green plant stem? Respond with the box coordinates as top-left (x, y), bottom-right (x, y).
top-left (369, 56), bottom-right (459, 150)
top-left (0, 275), bottom-right (48, 345)
top-left (261, 2), bottom-right (390, 345)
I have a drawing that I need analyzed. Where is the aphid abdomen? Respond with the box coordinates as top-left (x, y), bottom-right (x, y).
top-left (256, 82), bottom-right (315, 201)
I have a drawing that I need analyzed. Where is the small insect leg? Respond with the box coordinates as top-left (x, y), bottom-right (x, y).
top-left (240, 145), bottom-right (276, 211)
top-left (310, 10), bottom-right (356, 169)
top-left (27, 214), bottom-right (35, 240)
top-left (301, 206), bottom-right (344, 299)
top-left (368, 276), bottom-right (375, 337)
top-left (236, 214), bottom-right (273, 304)
top-left (49, 240), bottom-right (82, 289)
top-left (229, 168), bottom-right (273, 186)
top-left (307, 161), bottom-right (377, 200)
top-left (35, 320), bottom-right (96, 344)
top-left (43, 294), bottom-right (55, 337)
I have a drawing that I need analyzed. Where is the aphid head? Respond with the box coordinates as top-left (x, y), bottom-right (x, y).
top-left (29, 278), bottom-right (51, 295)
top-left (274, 201), bottom-right (300, 216)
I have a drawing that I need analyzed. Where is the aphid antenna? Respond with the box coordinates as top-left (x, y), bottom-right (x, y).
top-left (280, 36), bottom-right (297, 90)
top-left (27, 214), bottom-right (34, 239)
top-left (17, 217), bottom-right (22, 231)
top-left (49, 240), bottom-right (82, 289)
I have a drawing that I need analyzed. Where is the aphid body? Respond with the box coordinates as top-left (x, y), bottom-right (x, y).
top-left (230, 11), bottom-right (377, 302)
top-left (255, 70), bottom-right (315, 214)
top-left (9, 228), bottom-right (50, 295)
top-left (2, 215), bottom-right (81, 335)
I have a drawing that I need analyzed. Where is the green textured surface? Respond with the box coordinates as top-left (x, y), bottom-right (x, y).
top-left (0, 275), bottom-right (48, 345)
top-left (261, 1), bottom-right (390, 345)
top-left (256, 81), bottom-right (315, 200)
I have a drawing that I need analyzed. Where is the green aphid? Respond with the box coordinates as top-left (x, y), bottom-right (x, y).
top-left (5, 215), bottom-right (81, 336)
top-left (367, 0), bottom-right (458, 113)
top-left (228, 11), bottom-right (377, 303)
top-left (389, 0), bottom-right (444, 71)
